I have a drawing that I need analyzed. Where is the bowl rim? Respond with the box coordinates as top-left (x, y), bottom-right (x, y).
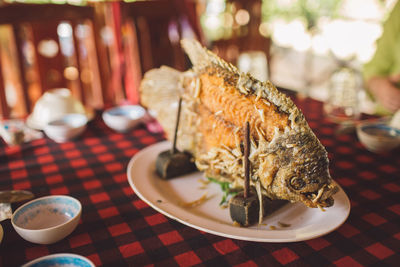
top-left (22, 253), bottom-right (95, 267)
top-left (46, 113), bottom-right (88, 128)
top-left (103, 104), bottom-right (146, 118)
top-left (0, 224), bottom-right (3, 244)
top-left (43, 88), bottom-right (72, 97)
top-left (357, 122), bottom-right (400, 137)
top-left (11, 195), bottom-right (82, 231)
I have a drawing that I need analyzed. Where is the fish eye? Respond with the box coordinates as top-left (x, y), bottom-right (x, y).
top-left (290, 177), bottom-right (305, 190)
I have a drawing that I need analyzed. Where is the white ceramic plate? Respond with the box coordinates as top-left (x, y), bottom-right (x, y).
top-left (127, 141), bottom-right (351, 243)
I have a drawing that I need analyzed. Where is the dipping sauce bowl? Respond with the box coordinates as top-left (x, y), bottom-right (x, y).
top-left (102, 105), bottom-right (146, 132)
top-left (11, 195), bottom-right (82, 244)
top-left (357, 122), bottom-right (400, 153)
top-left (44, 113), bottom-right (87, 143)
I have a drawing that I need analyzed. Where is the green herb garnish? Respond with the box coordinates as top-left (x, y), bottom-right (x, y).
top-left (207, 177), bottom-right (241, 205)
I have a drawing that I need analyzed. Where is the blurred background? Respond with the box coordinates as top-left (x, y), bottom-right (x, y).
top-left (0, 0), bottom-right (396, 120)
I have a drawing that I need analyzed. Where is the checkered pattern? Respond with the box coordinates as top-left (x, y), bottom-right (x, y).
top-left (1, 98), bottom-right (399, 267)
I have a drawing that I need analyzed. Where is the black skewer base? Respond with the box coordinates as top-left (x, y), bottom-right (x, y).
top-left (263, 198), bottom-right (288, 215)
top-left (229, 189), bottom-right (259, 227)
top-left (155, 150), bottom-right (197, 179)
top-left (229, 189), bottom-right (289, 227)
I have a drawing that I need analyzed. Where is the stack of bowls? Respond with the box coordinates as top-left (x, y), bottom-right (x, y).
top-left (27, 88), bottom-right (92, 130)
top-left (27, 88), bottom-right (92, 142)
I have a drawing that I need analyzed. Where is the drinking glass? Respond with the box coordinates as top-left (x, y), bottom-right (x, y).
top-left (324, 67), bottom-right (361, 125)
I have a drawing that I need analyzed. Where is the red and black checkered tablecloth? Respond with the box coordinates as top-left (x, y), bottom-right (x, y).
top-left (0, 97), bottom-right (399, 267)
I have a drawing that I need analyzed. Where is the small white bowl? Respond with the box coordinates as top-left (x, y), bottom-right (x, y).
top-left (357, 122), bottom-right (400, 153)
top-left (102, 105), bottom-right (146, 132)
top-left (22, 253), bottom-right (94, 267)
top-left (11, 195), bottom-right (82, 245)
top-left (27, 88), bottom-right (93, 130)
top-left (44, 113), bottom-right (87, 143)
top-left (0, 224), bottom-right (3, 244)
top-left (390, 109), bottom-right (400, 130)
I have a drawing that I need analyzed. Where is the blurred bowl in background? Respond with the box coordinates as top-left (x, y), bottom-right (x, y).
top-left (389, 109), bottom-right (400, 130)
top-left (27, 88), bottom-right (93, 130)
top-left (11, 195), bottom-right (82, 245)
top-left (102, 105), bottom-right (146, 132)
top-left (43, 113), bottom-right (87, 143)
top-left (356, 122), bottom-right (400, 153)
top-left (0, 224), bottom-right (3, 244)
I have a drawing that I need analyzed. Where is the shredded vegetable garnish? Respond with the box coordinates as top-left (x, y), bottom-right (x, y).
top-left (312, 185), bottom-right (325, 203)
top-left (197, 178), bottom-right (211, 189)
top-left (232, 221), bottom-right (241, 227)
top-left (278, 221), bottom-right (291, 228)
top-left (255, 180), bottom-right (263, 224)
top-left (255, 89), bottom-right (262, 101)
top-left (262, 99), bottom-right (270, 106)
top-left (194, 77), bottom-right (201, 98)
top-left (180, 193), bottom-right (208, 208)
top-left (317, 204), bottom-right (326, 212)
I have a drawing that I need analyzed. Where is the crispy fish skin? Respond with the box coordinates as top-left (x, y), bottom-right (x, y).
top-left (140, 39), bottom-right (338, 209)
top-left (198, 70), bottom-right (289, 144)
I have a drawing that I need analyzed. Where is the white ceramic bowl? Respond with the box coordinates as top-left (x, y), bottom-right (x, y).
top-left (0, 224), bottom-right (3, 244)
top-left (22, 253), bottom-right (94, 267)
top-left (27, 88), bottom-right (93, 130)
top-left (356, 122), bottom-right (400, 153)
top-left (11, 195), bottom-right (82, 244)
top-left (102, 105), bottom-right (146, 132)
top-left (390, 109), bottom-right (400, 130)
top-left (43, 113), bottom-right (87, 143)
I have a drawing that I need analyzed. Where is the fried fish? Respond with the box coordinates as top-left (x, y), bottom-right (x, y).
top-left (140, 39), bottom-right (338, 209)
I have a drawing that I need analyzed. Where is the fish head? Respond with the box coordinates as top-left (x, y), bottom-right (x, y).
top-left (268, 131), bottom-right (339, 208)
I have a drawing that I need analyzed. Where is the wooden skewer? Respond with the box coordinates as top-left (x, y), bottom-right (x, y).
top-left (244, 121), bottom-right (250, 198)
top-left (172, 97), bottom-right (182, 154)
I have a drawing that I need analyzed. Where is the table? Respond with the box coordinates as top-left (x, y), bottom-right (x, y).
top-left (1, 96), bottom-right (399, 266)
